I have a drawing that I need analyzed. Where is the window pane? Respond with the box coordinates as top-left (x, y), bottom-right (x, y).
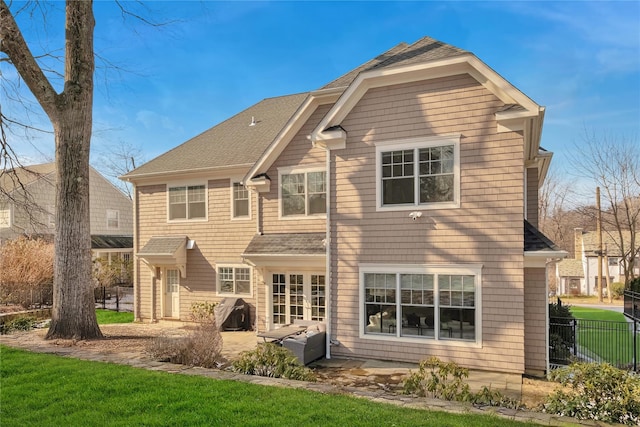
top-left (169, 187), bottom-right (186, 203)
top-left (308, 194), bottom-right (326, 215)
top-left (283, 194), bottom-right (305, 215)
top-left (236, 280), bottom-right (250, 294)
top-left (169, 203), bottom-right (186, 220)
top-left (420, 175), bottom-right (454, 203)
top-left (383, 177), bottom-right (414, 205)
top-left (282, 173), bottom-right (305, 216)
top-left (189, 201), bottom-right (206, 219)
top-left (418, 145), bottom-right (455, 204)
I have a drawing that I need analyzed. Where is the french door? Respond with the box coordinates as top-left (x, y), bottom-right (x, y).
top-left (271, 272), bottom-right (325, 326)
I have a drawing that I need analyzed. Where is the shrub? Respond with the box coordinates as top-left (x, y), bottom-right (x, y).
top-left (190, 301), bottom-right (217, 323)
top-left (231, 343), bottom-right (316, 382)
top-left (146, 303), bottom-right (223, 368)
top-left (403, 357), bottom-right (521, 409)
top-left (0, 237), bottom-right (54, 308)
top-left (403, 356), bottom-right (471, 400)
top-left (610, 282), bottom-right (625, 299)
top-left (549, 300), bottom-right (575, 365)
top-left (2, 316), bottom-right (36, 334)
top-left (543, 362), bottom-right (640, 425)
top-left (629, 277), bottom-right (640, 293)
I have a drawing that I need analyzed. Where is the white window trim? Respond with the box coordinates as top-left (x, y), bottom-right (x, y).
top-left (359, 263), bottom-right (482, 348)
top-left (266, 270), bottom-right (327, 329)
top-left (106, 209), bottom-right (119, 230)
top-left (0, 206), bottom-right (12, 228)
top-left (277, 165), bottom-right (327, 220)
top-left (230, 179), bottom-right (252, 221)
top-left (216, 264), bottom-right (253, 296)
top-left (166, 181), bottom-right (208, 223)
top-left (375, 134), bottom-right (461, 212)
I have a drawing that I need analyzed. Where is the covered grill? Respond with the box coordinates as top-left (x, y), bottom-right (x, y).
top-left (214, 298), bottom-right (251, 331)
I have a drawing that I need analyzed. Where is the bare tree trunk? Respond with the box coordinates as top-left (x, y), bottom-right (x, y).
top-left (1, 0), bottom-right (102, 339)
top-left (45, 1), bottom-right (102, 339)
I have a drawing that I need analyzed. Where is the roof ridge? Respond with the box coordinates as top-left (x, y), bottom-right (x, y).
top-left (319, 41), bottom-right (410, 90)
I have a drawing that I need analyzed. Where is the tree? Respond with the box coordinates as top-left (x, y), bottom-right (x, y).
top-left (1, 1), bottom-right (102, 338)
top-left (571, 130), bottom-right (640, 286)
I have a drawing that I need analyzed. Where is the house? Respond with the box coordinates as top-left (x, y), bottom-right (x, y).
top-left (557, 228), bottom-right (639, 295)
top-left (0, 163), bottom-right (134, 268)
top-left (122, 37), bottom-right (567, 377)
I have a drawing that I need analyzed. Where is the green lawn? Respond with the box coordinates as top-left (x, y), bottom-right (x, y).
top-left (95, 309), bottom-right (134, 324)
top-left (0, 346), bottom-right (536, 427)
top-left (570, 306), bottom-right (637, 367)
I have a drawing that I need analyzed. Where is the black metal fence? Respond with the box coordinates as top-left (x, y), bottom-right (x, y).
top-left (624, 290), bottom-right (640, 322)
top-left (550, 316), bottom-right (638, 371)
top-left (94, 286), bottom-right (133, 312)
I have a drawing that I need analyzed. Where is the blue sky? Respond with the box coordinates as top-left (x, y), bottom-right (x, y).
top-left (4, 1), bottom-right (639, 178)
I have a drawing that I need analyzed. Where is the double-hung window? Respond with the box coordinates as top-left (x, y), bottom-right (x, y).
top-left (0, 203), bottom-right (10, 228)
top-left (362, 264), bottom-right (480, 343)
top-left (279, 168), bottom-right (326, 217)
top-left (168, 185), bottom-right (206, 220)
top-left (218, 266), bottom-right (251, 295)
top-left (106, 209), bottom-right (119, 229)
top-left (376, 135), bottom-right (460, 210)
top-left (232, 182), bottom-right (250, 218)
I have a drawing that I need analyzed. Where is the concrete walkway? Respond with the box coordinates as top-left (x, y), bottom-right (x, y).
top-left (0, 328), bottom-right (595, 426)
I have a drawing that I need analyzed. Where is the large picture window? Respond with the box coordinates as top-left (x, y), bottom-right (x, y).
top-left (362, 264), bottom-right (479, 343)
top-left (168, 185), bottom-right (206, 220)
top-left (376, 136), bottom-right (460, 210)
top-left (218, 266), bottom-right (251, 295)
top-left (280, 169), bottom-right (326, 217)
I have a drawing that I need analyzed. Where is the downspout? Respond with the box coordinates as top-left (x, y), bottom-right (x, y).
top-left (320, 144), bottom-right (332, 359)
top-left (132, 183), bottom-right (140, 322)
top-left (325, 148), bottom-right (333, 359)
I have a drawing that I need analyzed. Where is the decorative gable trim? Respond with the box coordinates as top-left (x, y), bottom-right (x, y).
top-left (309, 53), bottom-right (544, 162)
top-left (243, 89), bottom-right (343, 185)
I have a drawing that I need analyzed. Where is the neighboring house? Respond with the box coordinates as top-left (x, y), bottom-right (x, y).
top-left (122, 37), bottom-right (566, 377)
top-left (0, 163), bottom-right (134, 268)
top-left (557, 228), bottom-right (639, 295)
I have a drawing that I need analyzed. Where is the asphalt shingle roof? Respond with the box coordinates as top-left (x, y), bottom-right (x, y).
top-left (91, 235), bottom-right (133, 250)
top-left (138, 236), bottom-right (187, 255)
top-left (321, 36), bottom-right (467, 90)
top-left (122, 93), bottom-right (309, 179)
top-left (557, 259), bottom-right (584, 278)
top-left (524, 220), bottom-right (561, 252)
top-left (0, 163), bottom-right (55, 195)
top-left (243, 233), bottom-right (325, 256)
top-left (581, 230), bottom-right (633, 257)
top-left (123, 37), bottom-right (470, 180)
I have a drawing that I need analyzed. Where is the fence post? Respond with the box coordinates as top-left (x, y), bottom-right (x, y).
top-left (102, 287), bottom-right (106, 309)
top-left (116, 286), bottom-right (120, 312)
top-left (634, 317), bottom-right (637, 372)
top-left (572, 319), bottom-right (577, 357)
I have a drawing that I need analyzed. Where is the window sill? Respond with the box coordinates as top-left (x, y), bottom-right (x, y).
top-left (376, 202), bottom-right (459, 212)
top-left (360, 331), bottom-right (481, 348)
top-left (278, 214), bottom-right (327, 221)
top-left (167, 218), bottom-right (208, 223)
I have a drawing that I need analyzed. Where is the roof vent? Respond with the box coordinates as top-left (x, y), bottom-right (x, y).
top-left (249, 116), bottom-right (256, 127)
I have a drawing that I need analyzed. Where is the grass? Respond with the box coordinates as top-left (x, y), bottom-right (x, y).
top-left (95, 309), bottom-right (134, 325)
top-left (570, 306), bottom-right (637, 367)
top-left (0, 346), bottom-right (537, 427)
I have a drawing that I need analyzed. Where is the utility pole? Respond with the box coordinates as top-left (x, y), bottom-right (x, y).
top-left (597, 187), bottom-right (603, 303)
top-left (604, 242), bottom-right (613, 303)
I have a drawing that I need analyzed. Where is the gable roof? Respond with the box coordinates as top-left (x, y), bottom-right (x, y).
top-left (121, 93), bottom-right (309, 181)
top-left (524, 220), bottom-right (561, 252)
top-left (557, 259), bottom-right (584, 278)
top-left (0, 163), bottom-right (56, 195)
top-left (581, 230), bottom-right (635, 258)
top-left (243, 233), bottom-right (325, 256)
top-left (321, 37), bottom-right (467, 90)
